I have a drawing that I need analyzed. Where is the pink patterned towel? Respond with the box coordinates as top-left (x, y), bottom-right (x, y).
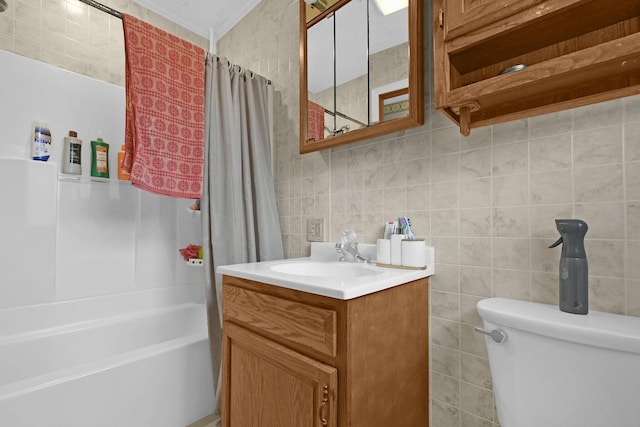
top-left (307, 101), bottom-right (325, 141)
top-left (122, 14), bottom-right (205, 198)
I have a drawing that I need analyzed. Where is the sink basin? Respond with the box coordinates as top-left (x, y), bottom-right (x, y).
top-left (217, 242), bottom-right (434, 300)
top-left (270, 261), bottom-right (382, 278)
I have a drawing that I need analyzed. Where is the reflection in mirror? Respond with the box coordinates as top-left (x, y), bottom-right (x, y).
top-left (307, 11), bottom-right (337, 141)
top-left (305, 0), bottom-right (341, 24)
top-left (334, 0), bottom-right (368, 133)
top-left (379, 87), bottom-right (409, 122)
top-left (307, 1), bottom-right (370, 140)
top-left (300, 0), bottom-right (422, 154)
top-left (369, 1), bottom-right (409, 124)
top-left (371, 78), bottom-right (408, 124)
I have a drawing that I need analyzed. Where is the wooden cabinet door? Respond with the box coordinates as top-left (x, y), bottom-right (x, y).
top-left (442, 0), bottom-right (545, 38)
top-left (222, 322), bottom-right (337, 427)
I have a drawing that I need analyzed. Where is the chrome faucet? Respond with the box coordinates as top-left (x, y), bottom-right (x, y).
top-left (324, 125), bottom-right (350, 136)
top-left (335, 230), bottom-right (369, 263)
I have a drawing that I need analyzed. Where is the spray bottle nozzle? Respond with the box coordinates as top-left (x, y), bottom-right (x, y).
top-left (548, 237), bottom-right (563, 249)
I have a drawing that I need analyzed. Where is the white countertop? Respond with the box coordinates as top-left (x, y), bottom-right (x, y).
top-left (217, 242), bottom-right (434, 300)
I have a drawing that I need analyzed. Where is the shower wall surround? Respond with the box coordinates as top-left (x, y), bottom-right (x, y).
top-left (0, 50), bottom-right (203, 309)
top-left (0, 0), bottom-right (207, 310)
top-left (218, 0), bottom-right (640, 426)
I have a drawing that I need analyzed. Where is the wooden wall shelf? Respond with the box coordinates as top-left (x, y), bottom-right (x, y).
top-left (434, 0), bottom-right (640, 135)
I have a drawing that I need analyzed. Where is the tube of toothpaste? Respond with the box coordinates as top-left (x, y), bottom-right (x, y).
top-left (383, 220), bottom-right (397, 239)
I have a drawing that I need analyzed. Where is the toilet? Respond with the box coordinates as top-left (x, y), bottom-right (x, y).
top-left (476, 298), bottom-right (640, 427)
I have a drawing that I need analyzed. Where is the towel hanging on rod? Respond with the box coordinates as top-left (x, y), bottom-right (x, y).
top-left (122, 13), bottom-right (206, 198)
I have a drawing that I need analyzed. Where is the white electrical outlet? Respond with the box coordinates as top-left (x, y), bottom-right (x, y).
top-left (306, 218), bottom-right (325, 242)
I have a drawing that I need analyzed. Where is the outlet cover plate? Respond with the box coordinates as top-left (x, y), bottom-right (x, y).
top-left (306, 218), bottom-right (325, 242)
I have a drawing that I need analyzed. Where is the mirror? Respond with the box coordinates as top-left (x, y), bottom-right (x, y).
top-left (300, 0), bottom-right (423, 154)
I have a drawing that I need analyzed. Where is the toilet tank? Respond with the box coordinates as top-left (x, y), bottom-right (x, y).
top-left (477, 298), bottom-right (640, 427)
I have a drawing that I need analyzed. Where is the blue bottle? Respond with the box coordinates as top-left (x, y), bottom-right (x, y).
top-left (32, 122), bottom-right (51, 161)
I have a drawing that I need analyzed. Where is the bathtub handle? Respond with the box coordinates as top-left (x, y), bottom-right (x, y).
top-left (319, 384), bottom-right (329, 426)
top-left (474, 327), bottom-right (507, 343)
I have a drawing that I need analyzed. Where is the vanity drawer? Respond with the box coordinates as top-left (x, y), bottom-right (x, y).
top-left (223, 282), bottom-right (337, 358)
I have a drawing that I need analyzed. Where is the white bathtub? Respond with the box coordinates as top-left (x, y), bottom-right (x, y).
top-left (0, 286), bottom-right (215, 427)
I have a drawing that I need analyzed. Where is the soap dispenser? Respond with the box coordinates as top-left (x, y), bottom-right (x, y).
top-left (548, 219), bottom-right (588, 314)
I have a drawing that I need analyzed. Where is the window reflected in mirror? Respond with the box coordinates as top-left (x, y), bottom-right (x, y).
top-left (378, 86), bottom-right (409, 122)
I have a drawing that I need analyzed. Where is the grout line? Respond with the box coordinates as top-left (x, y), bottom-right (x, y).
top-left (622, 101), bottom-right (629, 315)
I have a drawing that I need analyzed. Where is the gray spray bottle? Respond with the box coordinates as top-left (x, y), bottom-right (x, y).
top-left (548, 219), bottom-right (588, 314)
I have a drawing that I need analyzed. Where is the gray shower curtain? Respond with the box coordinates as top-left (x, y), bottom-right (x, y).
top-left (201, 53), bottom-right (284, 418)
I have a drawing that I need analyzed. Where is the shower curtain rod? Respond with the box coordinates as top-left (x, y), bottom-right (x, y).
top-left (79, 0), bottom-right (272, 86)
top-left (79, 0), bottom-right (122, 19)
top-left (215, 56), bottom-right (272, 85)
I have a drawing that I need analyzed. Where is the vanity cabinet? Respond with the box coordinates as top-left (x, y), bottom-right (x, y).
top-left (221, 275), bottom-right (429, 427)
top-left (434, 0), bottom-right (640, 135)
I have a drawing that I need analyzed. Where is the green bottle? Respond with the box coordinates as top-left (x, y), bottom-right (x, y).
top-left (91, 138), bottom-right (110, 178)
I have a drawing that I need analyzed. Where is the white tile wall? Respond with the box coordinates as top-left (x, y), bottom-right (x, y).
top-left (55, 180), bottom-right (138, 299)
top-left (0, 158), bottom-right (57, 308)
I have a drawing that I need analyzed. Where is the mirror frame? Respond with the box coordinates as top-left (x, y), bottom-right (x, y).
top-left (299, 0), bottom-right (424, 154)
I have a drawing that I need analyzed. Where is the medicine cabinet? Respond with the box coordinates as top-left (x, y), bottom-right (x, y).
top-left (299, 0), bottom-right (424, 154)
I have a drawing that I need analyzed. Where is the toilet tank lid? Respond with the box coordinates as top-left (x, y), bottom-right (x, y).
top-left (477, 298), bottom-right (640, 355)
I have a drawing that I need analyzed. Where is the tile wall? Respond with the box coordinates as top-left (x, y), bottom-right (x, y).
top-left (219, 0), bottom-right (640, 426)
top-left (0, 0), bottom-right (207, 86)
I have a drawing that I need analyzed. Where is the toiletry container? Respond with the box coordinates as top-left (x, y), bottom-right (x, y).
top-left (117, 144), bottom-right (130, 180)
top-left (376, 239), bottom-right (391, 264)
top-left (32, 122), bottom-right (51, 162)
top-left (401, 239), bottom-right (426, 268)
top-left (62, 131), bottom-right (82, 174)
top-left (91, 137), bottom-right (109, 178)
top-left (390, 234), bottom-right (404, 265)
top-left (549, 219), bottom-right (588, 314)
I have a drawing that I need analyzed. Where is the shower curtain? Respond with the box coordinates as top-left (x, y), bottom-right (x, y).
top-left (201, 53), bottom-right (284, 417)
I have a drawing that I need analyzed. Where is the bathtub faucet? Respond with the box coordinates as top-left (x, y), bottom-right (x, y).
top-left (335, 230), bottom-right (369, 263)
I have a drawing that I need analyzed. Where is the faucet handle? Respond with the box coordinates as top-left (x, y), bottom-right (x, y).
top-left (342, 229), bottom-right (358, 244)
top-left (335, 242), bottom-right (348, 262)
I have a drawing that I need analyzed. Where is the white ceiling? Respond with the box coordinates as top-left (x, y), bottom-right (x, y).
top-left (131, 0), bottom-right (263, 42)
